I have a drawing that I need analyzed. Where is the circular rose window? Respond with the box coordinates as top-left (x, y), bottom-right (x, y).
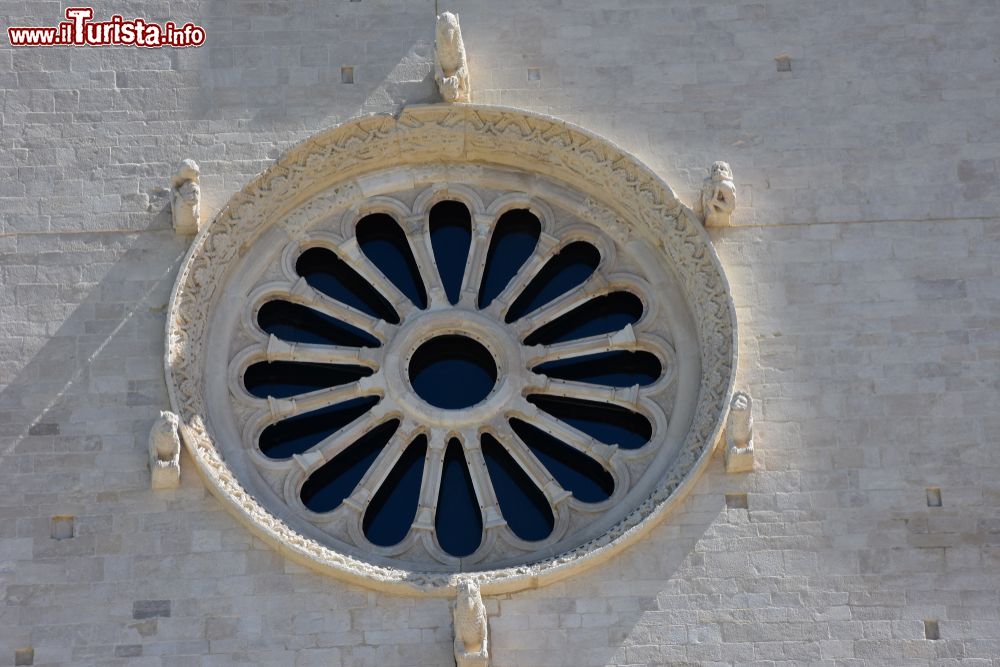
top-left (166, 105), bottom-right (736, 595)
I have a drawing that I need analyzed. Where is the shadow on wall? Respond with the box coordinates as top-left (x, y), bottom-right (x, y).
top-left (488, 461), bottom-right (729, 667)
top-left (180, 3), bottom-right (440, 126)
top-left (0, 229), bottom-right (190, 497)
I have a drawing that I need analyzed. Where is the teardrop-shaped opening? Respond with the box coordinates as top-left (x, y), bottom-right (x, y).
top-left (296, 247), bottom-right (399, 324)
top-left (527, 394), bottom-right (652, 450)
top-left (524, 292), bottom-right (644, 345)
top-left (505, 241), bottom-right (601, 323)
top-left (300, 420), bottom-right (400, 513)
top-left (356, 213), bottom-right (428, 309)
top-left (509, 418), bottom-right (614, 503)
top-left (243, 361), bottom-right (373, 399)
top-left (363, 435), bottom-right (427, 547)
top-left (258, 301), bottom-right (380, 348)
top-left (478, 209), bottom-right (540, 309)
top-left (481, 433), bottom-right (554, 542)
top-left (533, 351), bottom-right (662, 387)
top-left (435, 439), bottom-right (483, 557)
top-left (429, 200), bottom-right (472, 305)
top-left (258, 396), bottom-right (379, 460)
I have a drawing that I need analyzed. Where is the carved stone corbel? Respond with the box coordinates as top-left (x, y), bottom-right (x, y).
top-left (453, 579), bottom-right (489, 667)
top-left (701, 161), bottom-right (736, 227)
top-left (149, 411), bottom-right (182, 489)
top-left (435, 12), bottom-right (471, 103)
top-left (171, 159), bottom-right (201, 235)
top-left (724, 391), bottom-right (755, 473)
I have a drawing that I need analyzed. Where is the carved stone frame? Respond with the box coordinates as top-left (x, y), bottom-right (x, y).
top-left (165, 104), bottom-right (737, 596)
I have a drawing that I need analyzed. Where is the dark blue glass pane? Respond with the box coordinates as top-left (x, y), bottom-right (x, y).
top-left (300, 420), bottom-right (399, 513)
top-left (523, 292), bottom-right (643, 345)
top-left (356, 213), bottom-right (428, 309)
top-left (527, 395), bottom-right (651, 450)
top-left (258, 396), bottom-right (379, 460)
top-left (258, 301), bottom-right (380, 348)
top-left (435, 439), bottom-right (482, 557)
top-left (478, 209), bottom-right (540, 309)
top-left (408, 336), bottom-right (497, 410)
top-left (364, 435), bottom-right (427, 547)
top-left (243, 361), bottom-right (372, 399)
top-left (429, 201), bottom-right (472, 305)
top-left (510, 418), bottom-right (613, 503)
top-left (482, 434), bottom-right (553, 541)
top-left (505, 241), bottom-right (600, 323)
top-left (296, 247), bottom-right (398, 323)
top-left (533, 351), bottom-right (661, 387)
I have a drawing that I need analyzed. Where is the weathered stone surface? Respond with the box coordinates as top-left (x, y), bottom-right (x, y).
top-left (2, 1), bottom-right (999, 665)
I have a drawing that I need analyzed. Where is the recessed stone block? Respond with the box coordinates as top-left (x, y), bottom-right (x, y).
top-left (28, 422), bottom-right (59, 436)
top-left (14, 648), bottom-right (33, 666)
top-left (114, 645), bottom-right (143, 658)
top-left (50, 515), bottom-right (73, 540)
top-left (927, 487), bottom-right (942, 507)
top-left (133, 599), bottom-right (171, 619)
top-left (725, 493), bottom-right (748, 510)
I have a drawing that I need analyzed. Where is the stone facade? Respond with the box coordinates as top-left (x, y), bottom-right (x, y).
top-left (2, 1), bottom-right (999, 666)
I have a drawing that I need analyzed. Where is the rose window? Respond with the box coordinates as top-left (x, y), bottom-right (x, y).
top-left (166, 106), bottom-right (735, 592)
top-left (228, 187), bottom-right (676, 567)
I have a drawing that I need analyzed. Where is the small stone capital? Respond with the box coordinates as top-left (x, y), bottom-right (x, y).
top-left (701, 161), bottom-right (736, 227)
top-left (724, 391), bottom-right (755, 473)
top-left (171, 159), bottom-right (201, 235)
top-left (435, 12), bottom-right (471, 103)
top-left (149, 410), bottom-right (181, 489)
top-left (454, 579), bottom-right (489, 667)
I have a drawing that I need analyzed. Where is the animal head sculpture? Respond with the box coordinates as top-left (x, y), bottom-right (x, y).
top-left (710, 160), bottom-right (733, 182)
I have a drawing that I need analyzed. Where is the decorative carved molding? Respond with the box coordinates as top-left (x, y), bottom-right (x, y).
top-left (701, 161), bottom-right (736, 228)
top-left (454, 579), bottom-right (489, 667)
top-left (171, 159), bottom-right (201, 235)
top-left (724, 391), bottom-right (755, 473)
top-left (149, 410), bottom-right (181, 489)
top-left (435, 12), bottom-right (471, 103)
top-left (164, 104), bottom-right (738, 596)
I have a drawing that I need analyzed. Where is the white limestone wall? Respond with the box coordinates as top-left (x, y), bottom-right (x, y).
top-left (2, 1), bottom-right (999, 665)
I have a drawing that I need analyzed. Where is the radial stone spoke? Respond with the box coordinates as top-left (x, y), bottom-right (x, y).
top-left (264, 376), bottom-right (381, 422)
top-left (524, 325), bottom-right (638, 366)
top-left (341, 422), bottom-right (420, 512)
top-left (404, 215), bottom-right (447, 308)
top-left (411, 430), bottom-right (448, 532)
top-left (265, 334), bottom-right (379, 368)
top-left (513, 272), bottom-right (611, 338)
top-left (286, 277), bottom-right (387, 340)
top-left (525, 375), bottom-right (642, 410)
top-left (295, 405), bottom-right (391, 472)
top-left (509, 400), bottom-right (618, 466)
top-left (457, 216), bottom-right (492, 308)
top-left (487, 421), bottom-right (571, 505)
top-left (337, 238), bottom-right (416, 319)
top-left (484, 233), bottom-right (560, 320)
top-left (460, 429), bottom-right (505, 529)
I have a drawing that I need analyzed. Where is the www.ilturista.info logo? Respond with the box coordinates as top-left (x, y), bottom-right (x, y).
top-left (8, 7), bottom-right (206, 47)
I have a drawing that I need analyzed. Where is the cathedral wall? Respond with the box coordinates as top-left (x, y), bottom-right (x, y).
top-left (2, 1), bottom-right (998, 665)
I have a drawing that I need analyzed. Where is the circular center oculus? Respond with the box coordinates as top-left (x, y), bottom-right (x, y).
top-left (408, 335), bottom-right (498, 409)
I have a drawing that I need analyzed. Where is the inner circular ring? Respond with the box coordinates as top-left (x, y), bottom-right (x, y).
top-left (382, 309), bottom-right (525, 428)
top-left (408, 335), bottom-right (498, 409)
